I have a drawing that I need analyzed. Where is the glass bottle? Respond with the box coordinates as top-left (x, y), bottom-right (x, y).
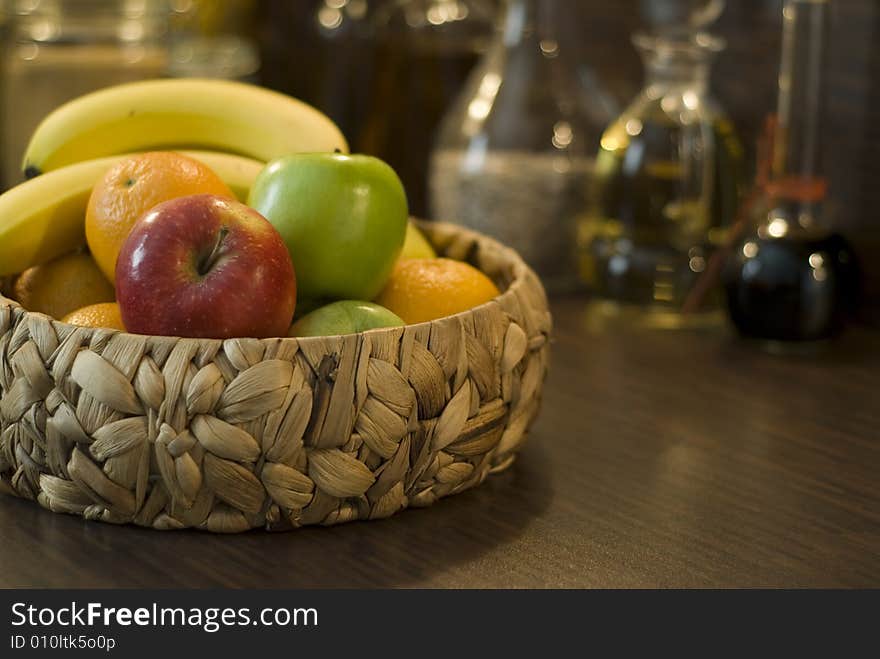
top-left (258, 0), bottom-right (378, 145)
top-left (359, 0), bottom-right (497, 217)
top-left (0, 0), bottom-right (171, 190)
top-left (166, 0), bottom-right (260, 81)
top-left (723, 0), bottom-right (859, 344)
top-left (639, 0), bottom-right (726, 35)
top-left (429, 0), bottom-right (617, 294)
top-left (579, 18), bottom-right (743, 327)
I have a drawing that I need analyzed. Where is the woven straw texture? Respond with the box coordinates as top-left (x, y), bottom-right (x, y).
top-left (0, 221), bottom-right (551, 532)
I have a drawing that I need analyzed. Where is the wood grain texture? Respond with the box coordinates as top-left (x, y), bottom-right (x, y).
top-left (1, 296), bottom-right (877, 588)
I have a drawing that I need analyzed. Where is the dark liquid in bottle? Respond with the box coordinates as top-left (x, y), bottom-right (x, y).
top-left (724, 230), bottom-right (859, 342)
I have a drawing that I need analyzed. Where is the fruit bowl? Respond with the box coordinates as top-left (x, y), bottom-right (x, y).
top-left (0, 220), bottom-right (551, 532)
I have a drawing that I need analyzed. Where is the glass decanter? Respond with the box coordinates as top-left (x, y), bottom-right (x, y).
top-left (723, 0), bottom-right (859, 345)
top-left (429, 0), bottom-right (617, 294)
top-left (579, 19), bottom-right (743, 328)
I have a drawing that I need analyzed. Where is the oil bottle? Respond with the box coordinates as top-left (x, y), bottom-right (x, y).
top-left (579, 5), bottom-right (743, 328)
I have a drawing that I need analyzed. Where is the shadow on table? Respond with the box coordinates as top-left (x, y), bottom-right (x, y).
top-left (0, 441), bottom-right (554, 588)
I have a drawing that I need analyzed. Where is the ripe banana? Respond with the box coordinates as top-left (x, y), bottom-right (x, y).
top-left (0, 151), bottom-right (264, 277)
top-left (23, 78), bottom-right (349, 177)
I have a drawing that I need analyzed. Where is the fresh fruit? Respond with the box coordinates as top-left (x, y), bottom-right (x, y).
top-left (248, 153), bottom-right (408, 300)
top-left (375, 258), bottom-right (500, 324)
top-left (289, 300), bottom-right (404, 337)
top-left (23, 78), bottom-right (348, 177)
top-left (12, 252), bottom-right (115, 319)
top-left (62, 302), bottom-right (126, 331)
top-left (0, 155), bottom-right (126, 276)
top-left (0, 151), bottom-right (263, 277)
top-left (115, 194), bottom-right (296, 339)
top-left (86, 152), bottom-right (234, 282)
top-left (400, 221), bottom-right (437, 260)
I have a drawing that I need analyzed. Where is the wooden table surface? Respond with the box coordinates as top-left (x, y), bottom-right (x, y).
top-left (1, 297), bottom-right (878, 588)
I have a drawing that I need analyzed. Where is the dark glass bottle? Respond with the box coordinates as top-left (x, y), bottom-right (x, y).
top-left (725, 212), bottom-right (859, 341)
top-left (723, 0), bottom-right (860, 344)
top-left (358, 0), bottom-right (497, 217)
top-left (257, 1), bottom-right (378, 145)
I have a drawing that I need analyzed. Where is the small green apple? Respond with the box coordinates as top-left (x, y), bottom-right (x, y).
top-left (400, 221), bottom-right (437, 260)
top-left (289, 300), bottom-right (404, 337)
top-left (248, 153), bottom-right (408, 301)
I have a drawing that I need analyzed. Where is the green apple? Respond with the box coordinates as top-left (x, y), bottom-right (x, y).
top-left (400, 221), bottom-right (437, 260)
top-left (248, 153), bottom-right (408, 301)
top-left (289, 300), bottom-right (404, 337)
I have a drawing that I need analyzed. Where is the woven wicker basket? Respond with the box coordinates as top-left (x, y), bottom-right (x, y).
top-left (0, 220), bottom-right (551, 532)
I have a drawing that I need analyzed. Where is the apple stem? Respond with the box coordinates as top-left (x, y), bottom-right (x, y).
top-left (198, 226), bottom-right (229, 276)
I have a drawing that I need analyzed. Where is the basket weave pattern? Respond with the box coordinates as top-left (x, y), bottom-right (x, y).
top-left (0, 222), bottom-right (550, 532)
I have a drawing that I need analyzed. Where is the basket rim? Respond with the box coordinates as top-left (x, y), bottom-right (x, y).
top-left (0, 219), bottom-right (540, 346)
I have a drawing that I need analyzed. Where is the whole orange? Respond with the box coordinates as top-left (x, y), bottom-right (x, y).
top-left (86, 152), bottom-right (233, 282)
top-left (13, 252), bottom-right (115, 319)
top-left (375, 258), bottom-right (500, 324)
top-left (62, 302), bottom-right (126, 331)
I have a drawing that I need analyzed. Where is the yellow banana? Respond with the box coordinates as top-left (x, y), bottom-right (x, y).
top-left (0, 151), bottom-right (264, 276)
top-left (23, 78), bottom-right (348, 177)
top-left (185, 150), bottom-right (265, 202)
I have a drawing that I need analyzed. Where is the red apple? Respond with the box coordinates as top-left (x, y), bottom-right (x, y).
top-left (116, 194), bottom-right (296, 339)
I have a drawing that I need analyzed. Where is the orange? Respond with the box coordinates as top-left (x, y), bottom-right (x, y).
top-left (375, 258), bottom-right (500, 324)
top-left (13, 252), bottom-right (115, 319)
top-left (86, 151), bottom-right (233, 282)
top-left (62, 302), bottom-right (126, 331)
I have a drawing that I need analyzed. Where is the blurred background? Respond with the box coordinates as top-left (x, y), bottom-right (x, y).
top-left (0, 0), bottom-right (877, 334)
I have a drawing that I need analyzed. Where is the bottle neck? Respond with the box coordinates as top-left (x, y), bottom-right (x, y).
top-left (771, 0), bottom-right (827, 187)
top-left (644, 58), bottom-right (710, 94)
top-left (635, 33), bottom-right (720, 95)
top-left (502, 0), bottom-right (556, 45)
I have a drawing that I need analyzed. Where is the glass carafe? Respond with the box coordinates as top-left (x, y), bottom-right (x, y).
top-left (579, 30), bottom-right (743, 327)
top-left (429, 0), bottom-right (617, 294)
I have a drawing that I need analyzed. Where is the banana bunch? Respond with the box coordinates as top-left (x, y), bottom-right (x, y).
top-left (0, 79), bottom-right (347, 277)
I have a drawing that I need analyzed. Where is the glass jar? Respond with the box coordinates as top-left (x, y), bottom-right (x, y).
top-left (0, 0), bottom-right (171, 189)
top-left (360, 0), bottom-right (497, 217)
top-left (429, 0), bottom-right (617, 294)
top-left (579, 30), bottom-right (743, 327)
